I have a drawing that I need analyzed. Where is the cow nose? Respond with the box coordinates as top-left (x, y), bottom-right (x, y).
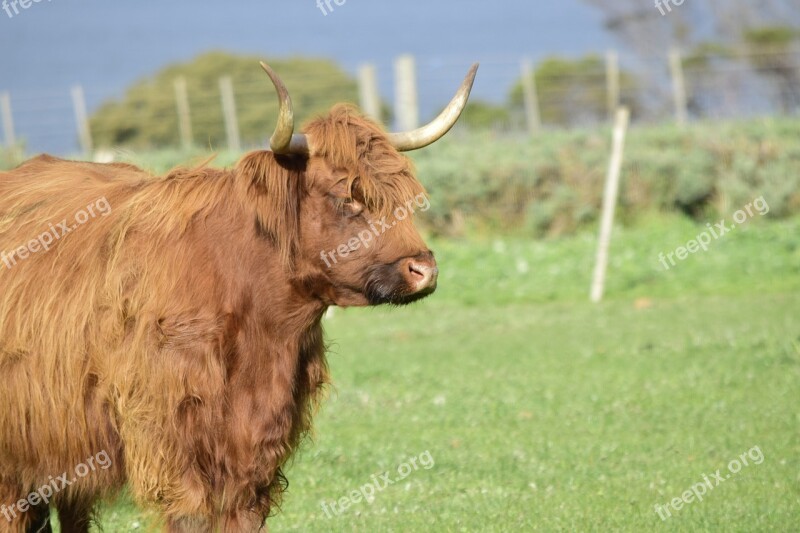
top-left (404, 254), bottom-right (438, 293)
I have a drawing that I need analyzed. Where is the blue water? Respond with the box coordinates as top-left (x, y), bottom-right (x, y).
top-left (0, 0), bottom-right (611, 154)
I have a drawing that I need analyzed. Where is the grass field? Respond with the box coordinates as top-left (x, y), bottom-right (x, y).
top-left (58, 214), bottom-right (800, 532)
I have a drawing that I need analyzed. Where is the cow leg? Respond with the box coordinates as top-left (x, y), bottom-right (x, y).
top-left (25, 505), bottom-right (52, 533)
top-left (221, 512), bottom-right (266, 532)
top-left (0, 482), bottom-right (27, 533)
top-left (54, 502), bottom-right (92, 533)
top-left (166, 517), bottom-right (211, 533)
top-left (167, 513), bottom-right (266, 533)
top-left (0, 492), bottom-right (90, 533)
top-left (0, 506), bottom-right (48, 533)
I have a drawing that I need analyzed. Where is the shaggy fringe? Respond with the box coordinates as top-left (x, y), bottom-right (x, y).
top-left (304, 104), bottom-right (426, 215)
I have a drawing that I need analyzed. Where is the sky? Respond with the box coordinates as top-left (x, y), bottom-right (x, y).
top-left (0, 0), bottom-right (614, 153)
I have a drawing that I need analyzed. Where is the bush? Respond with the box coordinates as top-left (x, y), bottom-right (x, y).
top-left (0, 145), bottom-right (24, 170)
top-left (411, 118), bottom-right (800, 236)
top-left (5, 118), bottom-right (799, 237)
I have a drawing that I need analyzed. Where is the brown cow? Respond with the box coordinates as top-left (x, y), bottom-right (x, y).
top-left (0, 62), bottom-right (477, 532)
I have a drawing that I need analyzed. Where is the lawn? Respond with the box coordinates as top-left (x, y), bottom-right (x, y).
top-left (62, 214), bottom-right (800, 532)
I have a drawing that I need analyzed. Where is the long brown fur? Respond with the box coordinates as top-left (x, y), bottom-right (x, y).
top-left (0, 107), bottom-right (429, 531)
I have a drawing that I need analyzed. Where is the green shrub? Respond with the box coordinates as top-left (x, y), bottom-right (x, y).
top-left (412, 118), bottom-right (800, 235)
top-left (5, 118), bottom-right (799, 237)
top-left (0, 145), bottom-right (24, 170)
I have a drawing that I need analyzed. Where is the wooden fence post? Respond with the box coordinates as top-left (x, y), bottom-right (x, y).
top-left (394, 54), bottom-right (419, 131)
top-left (590, 107), bottom-right (630, 303)
top-left (606, 51), bottom-right (620, 123)
top-left (174, 77), bottom-right (193, 150)
top-left (71, 85), bottom-right (93, 155)
top-left (521, 59), bottom-right (542, 135)
top-left (358, 63), bottom-right (381, 122)
top-left (220, 76), bottom-right (242, 153)
top-left (0, 91), bottom-right (15, 148)
top-left (669, 48), bottom-right (688, 127)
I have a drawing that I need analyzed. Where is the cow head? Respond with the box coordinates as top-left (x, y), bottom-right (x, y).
top-left (237, 63), bottom-right (478, 308)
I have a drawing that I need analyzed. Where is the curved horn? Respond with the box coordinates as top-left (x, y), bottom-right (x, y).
top-left (388, 63), bottom-right (479, 152)
top-left (260, 62), bottom-right (309, 155)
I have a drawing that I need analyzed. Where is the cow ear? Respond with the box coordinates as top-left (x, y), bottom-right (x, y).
top-left (236, 150), bottom-right (305, 268)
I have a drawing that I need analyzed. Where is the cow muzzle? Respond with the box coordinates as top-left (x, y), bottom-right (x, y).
top-left (365, 252), bottom-right (438, 305)
top-left (404, 254), bottom-right (439, 295)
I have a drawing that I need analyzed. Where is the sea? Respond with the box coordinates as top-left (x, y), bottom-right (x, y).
top-left (0, 0), bottom-right (612, 154)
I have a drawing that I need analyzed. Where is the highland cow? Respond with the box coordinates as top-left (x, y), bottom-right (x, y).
top-left (0, 62), bottom-right (477, 532)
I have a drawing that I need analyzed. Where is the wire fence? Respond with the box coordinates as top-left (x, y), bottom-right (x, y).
top-left (2, 48), bottom-right (799, 157)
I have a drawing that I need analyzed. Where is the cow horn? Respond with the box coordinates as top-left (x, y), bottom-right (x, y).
top-left (260, 62), bottom-right (310, 155)
top-left (388, 63), bottom-right (479, 152)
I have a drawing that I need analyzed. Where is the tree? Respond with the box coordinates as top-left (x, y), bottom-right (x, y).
top-left (581, 0), bottom-right (800, 56)
top-left (743, 26), bottom-right (800, 112)
top-left (460, 101), bottom-right (511, 130)
top-left (580, 0), bottom-right (800, 117)
top-left (681, 42), bottom-right (738, 118)
top-left (90, 51), bottom-right (359, 150)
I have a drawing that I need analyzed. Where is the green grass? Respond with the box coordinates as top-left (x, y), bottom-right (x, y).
top-left (56, 215), bottom-right (800, 532)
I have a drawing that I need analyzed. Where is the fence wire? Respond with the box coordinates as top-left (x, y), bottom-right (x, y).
top-left (2, 49), bottom-right (799, 156)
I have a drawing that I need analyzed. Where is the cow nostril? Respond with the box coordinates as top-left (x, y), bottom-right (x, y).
top-left (408, 262), bottom-right (425, 278)
top-left (406, 259), bottom-right (438, 292)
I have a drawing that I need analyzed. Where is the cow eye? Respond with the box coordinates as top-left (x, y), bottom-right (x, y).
top-left (332, 196), bottom-right (363, 217)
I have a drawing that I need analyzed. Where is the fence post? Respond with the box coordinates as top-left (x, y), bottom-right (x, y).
top-left (71, 85), bottom-right (93, 155)
top-left (394, 54), bottom-right (419, 131)
top-left (219, 76), bottom-right (242, 153)
top-left (0, 91), bottom-right (15, 148)
top-left (358, 63), bottom-right (381, 121)
top-left (174, 77), bottom-right (193, 150)
top-left (669, 48), bottom-right (688, 127)
top-left (606, 50), bottom-right (620, 122)
top-left (521, 59), bottom-right (542, 135)
top-left (590, 107), bottom-right (630, 303)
